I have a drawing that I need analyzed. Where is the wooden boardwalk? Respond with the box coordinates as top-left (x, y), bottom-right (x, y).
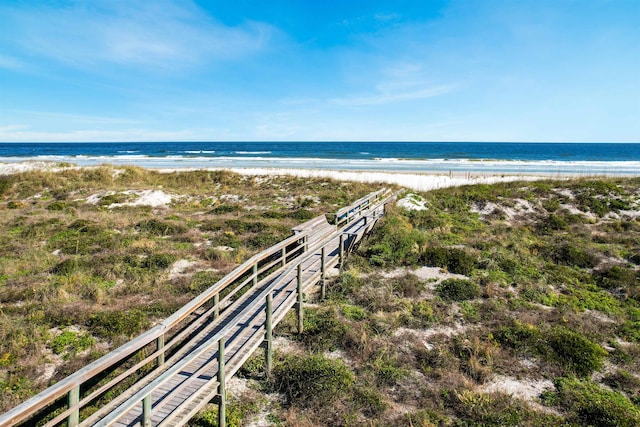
top-left (0, 189), bottom-right (395, 427)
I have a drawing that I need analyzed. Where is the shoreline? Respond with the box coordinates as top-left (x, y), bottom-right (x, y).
top-left (1, 160), bottom-right (637, 192)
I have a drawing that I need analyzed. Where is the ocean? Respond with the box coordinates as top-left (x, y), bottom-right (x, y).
top-left (1, 142), bottom-right (640, 175)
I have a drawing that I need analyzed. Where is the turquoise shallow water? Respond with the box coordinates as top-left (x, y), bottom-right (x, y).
top-left (1, 142), bottom-right (639, 175)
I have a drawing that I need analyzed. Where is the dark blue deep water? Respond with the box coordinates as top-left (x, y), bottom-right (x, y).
top-left (1, 142), bottom-right (639, 175)
top-left (2, 142), bottom-right (640, 161)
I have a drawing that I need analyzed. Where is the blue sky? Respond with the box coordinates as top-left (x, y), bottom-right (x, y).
top-left (0, 0), bottom-right (638, 142)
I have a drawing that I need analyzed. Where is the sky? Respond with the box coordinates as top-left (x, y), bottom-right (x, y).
top-left (0, 0), bottom-right (638, 142)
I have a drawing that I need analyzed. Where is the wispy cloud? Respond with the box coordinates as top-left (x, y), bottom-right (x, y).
top-left (0, 53), bottom-right (26, 70)
top-left (331, 63), bottom-right (459, 106)
top-left (331, 84), bottom-right (456, 106)
top-left (2, 0), bottom-right (276, 72)
top-left (5, 110), bottom-right (143, 126)
top-left (0, 125), bottom-right (216, 143)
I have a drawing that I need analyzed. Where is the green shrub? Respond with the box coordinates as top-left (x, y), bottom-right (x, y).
top-left (536, 214), bottom-right (568, 234)
top-left (370, 352), bottom-right (409, 386)
top-left (595, 265), bottom-right (637, 289)
top-left (223, 219), bottom-right (267, 233)
top-left (51, 258), bottom-right (82, 275)
top-left (409, 300), bottom-right (435, 327)
top-left (422, 246), bottom-right (478, 275)
top-left (67, 219), bottom-right (103, 233)
top-left (544, 241), bottom-right (599, 268)
top-left (88, 309), bottom-right (147, 339)
top-left (329, 270), bottom-right (365, 301)
top-left (142, 253), bottom-right (176, 270)
top-left (287, 208), bottom-right (315, 221)
top-left (603, 369), bottom-right (640, 397)
top-left (494, 320), bottom-right (542, 352)
top-left (46, 201), bottom-right (71, 211)
top-left (352, 386), bottom-right (387, 417)
top-left (50, 330), bottom-right (94, 356)
top-left (451, 390), bottom-right (527, 426)
top-left (392, 273), bottom-right (425, 298)
top-left (271, 354), bottom-right (354, 407)
top-left (546, 377), bottom-right (640, 427)
top-left (209, 204), bottom-right (241, 215)
top-left (210, 232), bottom-right (240, 249)
top-left (365, 214), bottom-right (425, 266)
top-left (135, 219), bottom-right (186, 236)
top-left (437, 279), bottom-right (481, 301)
top-left (246, 232), bottom-right (281, 250)
top-left (299, 306), bottom-right (347, 352)
top-left (545, 327), bottom-right (606, 377)
top-left (619, 321), bottom-right (640, 342)
top-left (340, 304), bottom-right (368, 321)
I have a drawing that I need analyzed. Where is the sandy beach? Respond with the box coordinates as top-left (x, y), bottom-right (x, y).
top-left (0, 160), bottom-right (560, 193)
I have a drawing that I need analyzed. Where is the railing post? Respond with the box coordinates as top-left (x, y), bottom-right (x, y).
top-left (218, 338), bottom-right (226, 427)
top-left (252, 263), bottom-right (258, 287)
top-left (320, 246), bottom-right (326, 300)
top-left (68, 385), bottom-right (79, 427)
top-left (281, 247), bottom-right (287, 267)
top-left (339, 234), bottom-right (345, 269)
top-left (213, 293), bottom-right (220, 318)
top-left (297, 264), bottom-right (303, 334)
top-left (265, 293), bottom-right (273, 374)
top-left (156, 334), bottom-right (165, 367)
top-left (142, 394), bottom-right (152, 427)
top-left (304, 235), bottom-right (308, 252)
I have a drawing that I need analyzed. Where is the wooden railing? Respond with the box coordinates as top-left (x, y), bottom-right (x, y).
top-left (0, 189), bottom-right (395, 427)
top-left (333, 188), bottom-right (389, 228)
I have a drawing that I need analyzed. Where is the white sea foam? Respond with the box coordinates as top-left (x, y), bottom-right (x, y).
top-left (2, 155), bottom-right (639, 177)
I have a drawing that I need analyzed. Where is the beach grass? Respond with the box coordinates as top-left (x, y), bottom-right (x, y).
top-left (1, 167), bottom-right (640, 425)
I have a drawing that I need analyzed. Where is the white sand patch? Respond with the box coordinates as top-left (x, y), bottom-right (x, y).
top-left (40, 351), bottom-right (63, 383)
top-left (471, 201), bottom-right (501, 217)
top-left (273, 336), bottom-right (304, 354)
top-left (555, 188), bottom-right (575, 199)
top-left (82, 189), bottom-right (174, 208)
top-left (559, 203), bottom-right (584, 215)
top-left (115, 190), bottom-right (173, 208)
top-left (394, 323), bottom-right (470, 348)
top-left (220, 194), bottom-right (242, 203)
top-left (616, 209), bottom-right (640, 220)
top-left (559, 203), bottom-right (597, 221)
top-left (381, 266), bottom-right (468, 285)
top-left (85, 192), bottom-right (113, 204)
top-left (482, 375), bottom-right (553, 405)
top-left (226, 377), bottom-right (251, 398)
top-left (412, 266), bottom-right (468, 283)
top-left (514, 198), bottom-right (536, 213)
top-left (169, 259), bottom-right (199, 280)
top-left (397, 193), bottom-right (427, 211)
top-left (229, 168), bottom-right (544, 192)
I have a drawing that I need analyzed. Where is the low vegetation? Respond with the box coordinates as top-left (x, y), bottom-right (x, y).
top-left (0, 166), bottom-right (375, 411)
top-left (2, 168), bottom-right (640, 426)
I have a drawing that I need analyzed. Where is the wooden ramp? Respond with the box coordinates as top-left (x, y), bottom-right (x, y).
top-left (0, 189), bottom-right (396, 427)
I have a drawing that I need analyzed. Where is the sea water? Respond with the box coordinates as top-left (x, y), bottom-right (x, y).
top-left (1, 142), bottom-right (639, 175)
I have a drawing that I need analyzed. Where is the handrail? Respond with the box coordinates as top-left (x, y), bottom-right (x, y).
top-left (0, 189), bottom-right (396, 427)
top-left (0, 231), bottom-right (310, 427)
top-left (334, 188), bottom-right (389, 228)
top-left (96, 194), bottom-right (393, 426)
